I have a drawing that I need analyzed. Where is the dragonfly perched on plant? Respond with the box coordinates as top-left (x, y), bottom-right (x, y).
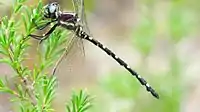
top-left (28, 0), bottom-right (159, 99)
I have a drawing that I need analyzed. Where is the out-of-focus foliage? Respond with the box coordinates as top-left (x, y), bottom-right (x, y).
top-left (98, 0), bottom-right (199, 112)
top-left (66, 90), bottom-right (93, 112)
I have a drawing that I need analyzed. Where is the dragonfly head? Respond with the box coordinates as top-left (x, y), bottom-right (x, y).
top-left (43, 2), bottom-right (61, 19)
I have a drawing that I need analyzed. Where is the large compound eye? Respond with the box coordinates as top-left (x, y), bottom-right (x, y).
top-left (49, 3), bottom-right (57, 13)
top-left (43, 2), bottom-right (60, 19)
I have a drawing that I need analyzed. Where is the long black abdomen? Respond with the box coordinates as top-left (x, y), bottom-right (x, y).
top-left (75, 26), bottom-right (159, 99)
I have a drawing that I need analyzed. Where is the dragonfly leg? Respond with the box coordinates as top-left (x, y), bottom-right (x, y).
top-left (35, 21), bottom-right (51, 30)
top-left (29, 23), bottom-right (59, 43)
top-left (33, 19), bottom-right (57, 30)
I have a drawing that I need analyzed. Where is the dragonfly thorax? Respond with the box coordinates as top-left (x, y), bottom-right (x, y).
top-left (59, 12), bottom-right (81, 31)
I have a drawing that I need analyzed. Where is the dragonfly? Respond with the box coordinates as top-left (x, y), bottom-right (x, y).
top-left (28, 1), bottom-right (159, 99)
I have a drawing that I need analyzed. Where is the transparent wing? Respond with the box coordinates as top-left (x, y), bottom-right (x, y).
top-left (72, 0), bottom-right (91, 35)
top-left (80, 0), bottom-right (91, 35)
top-left (52, 33), bottom-right (85, 75)
top-left (72, 0), bottom-right (79, 15)
top-left (53, 0), bottom-right (88, 75)
top-left (52, 32), bottom-right (76, 74)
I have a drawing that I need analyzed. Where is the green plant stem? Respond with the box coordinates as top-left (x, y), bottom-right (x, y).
top-left (6, 35), bottom-right (36, 106)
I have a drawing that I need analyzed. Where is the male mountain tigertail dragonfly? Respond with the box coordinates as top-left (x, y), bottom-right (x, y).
top-left (28, 1), bottom-right (159, 99)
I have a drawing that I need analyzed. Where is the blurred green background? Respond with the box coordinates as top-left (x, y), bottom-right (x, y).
top-left (0, 0), bottom-right (200, 112)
